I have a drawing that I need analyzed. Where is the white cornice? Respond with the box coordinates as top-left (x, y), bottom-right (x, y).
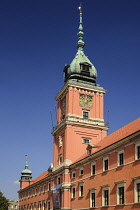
top-left (55, 82), bottom-right (106, 101)
top-left (52, 115), bottom-right (109, 136)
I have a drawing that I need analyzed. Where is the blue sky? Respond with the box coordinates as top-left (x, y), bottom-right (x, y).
top-left (0, 0), bottom-right (140, 200)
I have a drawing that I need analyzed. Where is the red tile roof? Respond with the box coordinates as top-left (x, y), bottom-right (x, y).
top-left (31, 170), bottom-right (49, 184)
top-left (73, 117), bottom-right (140, 163)
top-left (22, 118), bottom-right (140, 187)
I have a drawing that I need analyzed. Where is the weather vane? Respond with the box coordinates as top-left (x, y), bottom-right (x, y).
top-left (25, 154), bottom-right (28, 160)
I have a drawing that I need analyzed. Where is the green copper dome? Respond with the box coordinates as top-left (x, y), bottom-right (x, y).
top-left (64, 7), bottom-right (97, 85)
top-left (20, 158), bottom-right (32, 181)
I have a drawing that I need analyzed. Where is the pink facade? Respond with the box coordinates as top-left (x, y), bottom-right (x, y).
top-left (18, 7), bottom-right (140, 210)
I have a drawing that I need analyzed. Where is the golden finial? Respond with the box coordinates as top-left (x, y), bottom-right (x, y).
top-left (78, 3), bottom-right (82, 16)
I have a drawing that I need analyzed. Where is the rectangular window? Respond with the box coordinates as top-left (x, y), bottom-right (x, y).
top-left (137, 146), bottom-right (140, 159)
top-left (134, 178), bottom-right (140, 203)
top-left (83, 138), bottom-right (90, 144)
top-left (104, 190), bottom-right (109, 206)
top-left (91, 163), bottom-right (96, 175)
top-left (43, 202), bottom-right (46, 210)
top-left (83, 111), bottom-right (89, 119)
top-left (90, 191), bottom-right (96, 207)
top-left (44, 184), bottom-right (46, 192)
top-left (47, 201), bottom-right (50, 210)
top-left (102, 186), bottom-right (109, 207)
top-left (103, 157), bottom-right (108, 171)
top-left (116, 181), bottom-right (126, 205)
top-left (137, 183), bottom-right (140, 202)
top-left (57, 177), bottom-right (61, 185)
top-left (119, 186), bottom-right (124, 204)
top-left (79, 167), bottom-right (84, 176)
top-left (48, 183), bottom-right (51, 191)
top-left (71, 186), bottom-right (76, 199)
top-left (79, 183), bottom-right (84, 197)
top-left (135, 142), bottom-right (140, 160)
top-left (119, 152), bottom-right (124, 166)
top-left (72, 171), bottom-right (76, 179)
top-left (58, 154), bottom-right (62, 165)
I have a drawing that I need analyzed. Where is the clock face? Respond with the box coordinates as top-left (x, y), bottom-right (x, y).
top-left (80, 94), bottom-right (92, 108)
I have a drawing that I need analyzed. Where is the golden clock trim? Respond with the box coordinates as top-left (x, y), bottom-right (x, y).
top-left (80, 94), bottom-right (92, 108)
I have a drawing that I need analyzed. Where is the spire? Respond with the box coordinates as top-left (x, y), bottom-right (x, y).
top-left (25, 155), bottom-right (29, 169)
top-left (20, 155), bottom-right (32, 181)
top-left (77, 4), bottom-right (85, 51)
top-left (63, 5), bottom-right (98, 85)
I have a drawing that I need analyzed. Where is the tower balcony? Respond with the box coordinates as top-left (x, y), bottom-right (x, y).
top-left (52, 114), bottom-right (109, 135)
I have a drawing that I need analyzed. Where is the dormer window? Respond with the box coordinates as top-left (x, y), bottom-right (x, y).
top-left (81, 64), bottom-right (89, 72)
top-left (80, 62), bottom-right (91, 76)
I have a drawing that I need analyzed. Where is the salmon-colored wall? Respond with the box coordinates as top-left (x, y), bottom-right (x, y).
top-left (54, 85), bottom-right (106, 167)
top-left (70, 139), bottom-right (140, 209)
top-left (57, 87), bottom-right (105, 124)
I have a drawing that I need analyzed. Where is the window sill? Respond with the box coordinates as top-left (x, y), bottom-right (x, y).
top-left (103, 170), bottom-right (108, 173)
top-left (79, 196), bottom-right (84, 198)
top-left (117, 164), bottom-right (124, 168)
top-left (116, 204), bottom-right (125, 206)
top-left (91, 174), bottom-right (96, 177)
top-left (135, 159), bottom-right (140, 162)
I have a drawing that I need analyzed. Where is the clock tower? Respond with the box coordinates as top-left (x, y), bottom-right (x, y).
top-left (52, 7), bottom-right (108, 170)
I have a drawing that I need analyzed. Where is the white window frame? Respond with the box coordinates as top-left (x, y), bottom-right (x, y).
top-left (118, 150), bottom-right (124, 166)
top-left (133, 177), bottom-right (140, 203)
top-left (43, 184), bottom-right (46, 193)
top-left (48, 182), bottom-right (51, 191)
top-left (90, 188), bottom-right (96, 208)
top-left (82, 138), bottom-right (90, 144)
top-left (79, 182), bottom-right (84, 197)
top-left (71, 171), bottom-right (76, 179)
top-left (135, 142), bottom-right (140, 160)
top-left (58, 154), bottom-right (62, 165)
top-left (34, 203), bottom-right (36, 210)
top-left (42, 201), bottom-right (46, 210)
top-left (39, 185), bottom-right (42, 194)
top-left (71, 185), bottom-right (76, 199)
top-left (57, 176), bottom-right (61, 185)
top-left (101, 186), bottom-right (110, 207)
top-left (79, 167), bottom-right (84, 176)
top-left (47, 200), bottom-right (50, 210)
top-left (91, 162), bottom-right (96, 176)
top-left (115, 181), bottom-right (126, 205)
top-left (103, 156), bottom-right (109, 171)
top-left (82, 110), bottom-right (90, 119)
top-left (35, 188), bottom-right (37, 196)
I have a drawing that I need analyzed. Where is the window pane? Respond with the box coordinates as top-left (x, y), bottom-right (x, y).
top-left (92, 164), bottom-right (95, 175)
top-left (83, 111), bottom-right (89, 119)
top-left (137, 183), bottom-right (140, 202)
top-left (80, 185), bottom-right (83, 197)
top-left (104, 190), bottom-right (109, 206)
top-left (137, 146), bottom-right (140, 159)
top-left (119, 153), bottom-right (124, 165)
top-left (91, 192), bottom-right (95, 207)
top-left (72, 188), bottom-right (75, 198)
top-left (83, 139), bottom-right (89, 143)
top-left (119, 187), bottom-right (124, 204)
top-left (104, 159), bottom-right (108, 171)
